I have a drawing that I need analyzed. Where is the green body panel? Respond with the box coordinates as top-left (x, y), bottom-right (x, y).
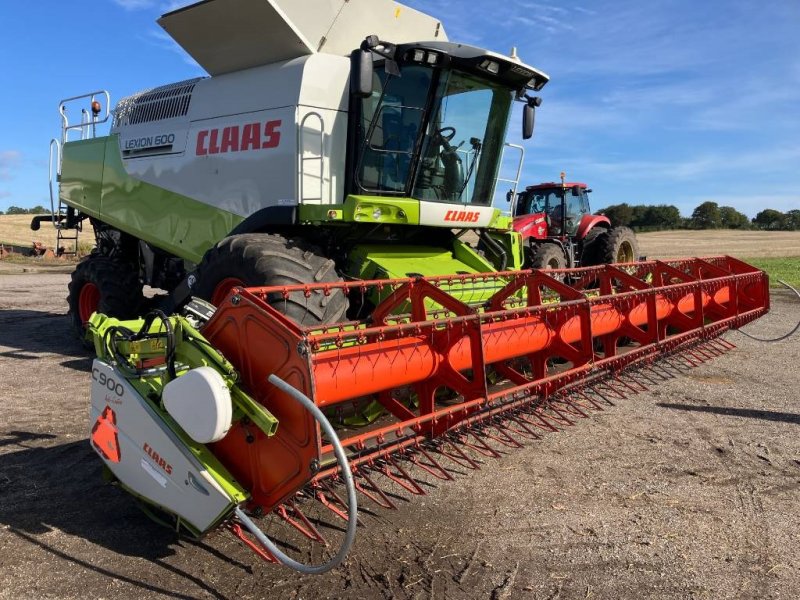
top-left (348, 240), bottom-right (507, 306)
top-left (61, 136), bottom-right (243, 263)
top-left (59, 138), bottom-right (107, 218)
top-left (342, 195), bottom-right (421, 225)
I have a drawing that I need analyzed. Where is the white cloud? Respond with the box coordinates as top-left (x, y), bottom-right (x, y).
top-left (112, 0), bottom-right (156, 10)
top-left (0, 150), bottom-right (21, 181)
top-left (111, 0), bottom-right (190, 12)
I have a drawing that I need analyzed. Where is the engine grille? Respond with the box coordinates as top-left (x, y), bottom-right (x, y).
top-left (113, 78), bottom-right (204, 128)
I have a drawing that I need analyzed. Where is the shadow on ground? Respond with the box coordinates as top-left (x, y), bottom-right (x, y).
top-left (658, 402), bottom-right (800, 425)
top-left (0, 310), bottom-right (86, 360)
top-left (0, 437), bottom-right (251, 599)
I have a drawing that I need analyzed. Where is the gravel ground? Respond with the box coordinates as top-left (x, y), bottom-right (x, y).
top-left (0, 272), bottom-right (798, 599)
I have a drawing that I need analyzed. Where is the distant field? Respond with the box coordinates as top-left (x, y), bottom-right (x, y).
top-left (0, 214), bottom-right (55, 248)
top-left (637, 229), bottom-right (800, 259)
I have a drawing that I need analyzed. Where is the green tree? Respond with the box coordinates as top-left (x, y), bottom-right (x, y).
top-left (5, 206), bottom-right (27, 215)
top-left (29, 205), bottom-right (48, 214)
top-left (691, 201), bottom-right (721, 229)
top-left (719, 206), bottom-right (750, 229)
top-left (753, 209), bottom-right (785, 230)
top-left (600, 203), bottom-right (633, 226)
top-left (645, 205), bottom-right (682, 229)
top-left (630, 205), bottom-right (649, 227)
top-left (784, 209), bottom-right (800, 231)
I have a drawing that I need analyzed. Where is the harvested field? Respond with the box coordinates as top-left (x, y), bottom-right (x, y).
top-left (1, 272), bottom-right (799, 599)
top-left (0, 215), bottom-right (54, 248)
top-left (637, 230), bottom-right (800, 260)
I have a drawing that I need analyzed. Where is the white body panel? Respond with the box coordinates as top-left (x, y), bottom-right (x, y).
top-left (158, 0), bottom-right (446, 76)
top-left (418, 202), bottom-right (497, 228)
top-left (89, 360), bottom-right (234, 532)
top-left (115, 54), bottom-right (350, 216)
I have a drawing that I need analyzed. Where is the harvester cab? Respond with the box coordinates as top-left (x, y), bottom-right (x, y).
top-left (512, 173), bottom-right (639, 270)
top-left (41, 0), bottom-right (778, 576)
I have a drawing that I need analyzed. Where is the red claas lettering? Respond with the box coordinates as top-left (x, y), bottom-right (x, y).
top-left (196, 120), bottom-right (282, 155)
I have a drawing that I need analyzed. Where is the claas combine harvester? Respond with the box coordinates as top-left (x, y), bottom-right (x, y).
top-left (41, 0), bottom-right (774, 573)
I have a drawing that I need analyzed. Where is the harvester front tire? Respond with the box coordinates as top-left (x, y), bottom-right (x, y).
top-left (598, 226), bottom-right (639, 264)
top-left (67, 256), bottom-right (143, 343)
top-left (194, 234), bottom-right (347, 326)
top-left (530, 243), bottom-right (567, 270)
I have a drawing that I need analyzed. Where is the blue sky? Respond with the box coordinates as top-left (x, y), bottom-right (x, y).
top-left (1, 0), bottom-right (798, 217)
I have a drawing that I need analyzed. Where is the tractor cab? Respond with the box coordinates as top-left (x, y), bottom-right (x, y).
top-left (513, 180), bottom-right (592, 239)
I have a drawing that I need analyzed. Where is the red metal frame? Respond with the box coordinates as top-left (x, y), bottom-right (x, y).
top-left (203, 256), bottom-right (769, 513)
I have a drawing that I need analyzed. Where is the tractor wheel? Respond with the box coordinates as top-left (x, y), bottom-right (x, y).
top-left (579, 227), bottom-right (607, 267)
top-left (67, 255), bottom-right (143, 342)
top-left (530, 243), bottom-right (567, 270)
top-left (598, 226), bottom-right (639, 265)
top-left (194, 233), bottom-right (347, 326)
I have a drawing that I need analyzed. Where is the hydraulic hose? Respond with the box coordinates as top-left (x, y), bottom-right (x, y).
top-left (233, 374), bottom-right (358, 575)
top-left (735, 279), bottom-right (800, 342)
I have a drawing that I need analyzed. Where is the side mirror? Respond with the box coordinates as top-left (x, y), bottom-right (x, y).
top-left (352, 48), bottom-right (374, 98)
top-left (522, 104), bottom-right (534, 140)
top-left (522, 96), bottom-right (541, 140)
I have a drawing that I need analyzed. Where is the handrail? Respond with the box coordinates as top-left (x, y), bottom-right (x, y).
top-left (48, 139), bottom-right (62, 230)
top-left (496, 142), bottom-right (525, 212)
top-left (59, 90), bottom-right (111, 143)
top-left (298, 111), bottom-right (325, 203)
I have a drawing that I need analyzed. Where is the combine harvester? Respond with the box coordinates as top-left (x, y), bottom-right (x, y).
top-left (44, 0), bottom-right (777, 573)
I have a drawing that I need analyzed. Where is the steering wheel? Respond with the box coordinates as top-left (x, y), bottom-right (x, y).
top-left (436, 126), bottom-right (456, 143)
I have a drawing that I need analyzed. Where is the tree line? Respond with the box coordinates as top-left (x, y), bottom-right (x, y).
top-left (0, 205), bottom-right (48, 216)
top-left (600, 201), bottom-right (800, 231)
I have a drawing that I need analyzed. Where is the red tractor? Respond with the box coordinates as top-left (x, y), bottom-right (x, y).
top-left (512, 173), bottom-right (639, 269)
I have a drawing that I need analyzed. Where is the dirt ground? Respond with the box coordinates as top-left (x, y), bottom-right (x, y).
top-left (1, 273), bottom-right (799, 600)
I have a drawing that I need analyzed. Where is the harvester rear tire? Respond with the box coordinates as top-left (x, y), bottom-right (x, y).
top-left (194, 233), bottom-right (347, 326)
top-left (597, 226), bottom-right (639, 264)
top-left (67, 255), bottom-right (143, 343)
top-left (530, 243), bottom-right (567, 270)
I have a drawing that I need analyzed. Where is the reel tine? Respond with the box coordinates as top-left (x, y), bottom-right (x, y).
top-left (276, 500), bottom-right (327, 545)
top-left (381, 454), bottom-right (426, 495)
top-left (438, 436), bottom-right (482, 470)
top-left (411, 446), bottom-right (454, 481)
top-left (354, 468), bottom-right (397, 510)
top-left (314, 480), bottom-right (365, 526)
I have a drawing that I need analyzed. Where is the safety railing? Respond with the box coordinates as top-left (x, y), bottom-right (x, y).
top-left (58, 90), bottom-right (111, 144)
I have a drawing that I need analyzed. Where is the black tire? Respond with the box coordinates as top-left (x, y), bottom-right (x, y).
top-left (579, 226), bottom-right (608, 267)
top-left (597, 226), bottom-right (639, 265)
top-left (67, 255), bottom-right (144, 342)
top-left (530, 243), bottom-right (567, 270)
top-left (193, 233), bottom-right (347, 326)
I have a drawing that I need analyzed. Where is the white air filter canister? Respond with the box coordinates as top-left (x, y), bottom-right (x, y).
top-left (163, 367), bottom-right (233, 444)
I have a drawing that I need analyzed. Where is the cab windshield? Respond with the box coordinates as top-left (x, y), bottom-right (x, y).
top-left (355, 65), bottom-right (513, 206)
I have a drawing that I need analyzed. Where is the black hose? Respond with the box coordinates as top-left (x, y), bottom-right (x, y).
top-left (479, 231), bottom-right (508, 271)
top-left (103, 311), bottom-right (177, 379)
